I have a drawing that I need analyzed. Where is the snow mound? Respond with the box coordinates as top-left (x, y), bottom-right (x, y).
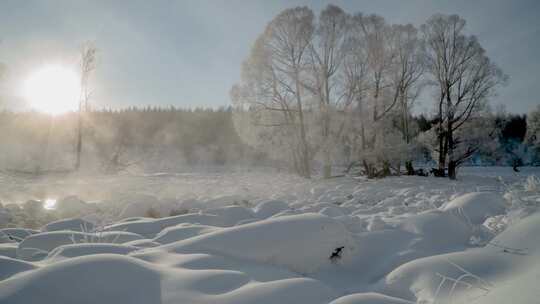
top-left (440, 192), bottom-right (506, 225)
top-left (0, 243), bottom-right (18, 258)
top-left (46, 243), bottom-right (139, 261)
top-left (17, 231), bottom-right (144, 260)
top-left (329, 292), bottom-right (413, 304)
top-left (384, 212), bottom-right (540, 303)
top-left (153, 224), bottom-right (218, 244)
top-left (182, 269), bottom-right (250, 295)
top-left (162, 213), bottom-right (354, 274)
top-left (0, 254), bottom-right (162, 304)
top-left (0, 228), bottom-right (38, 243)
top-left (205, 205), bottom-right (255, 225)
top-left (400, 210), bottom-right (472, 249)
top-left (104, 213), bottom-right (224, 238)
top-left (220, 277), bottom-right (338, 304)
top-left (254, 200), bottom-right (290, 219)
top-left (0, 256), bottom-right (36, 280)
top-left (123, 239), bottom-right (162, 248)
top-left (41, 218), bottom-right (95, 232)
top-left (319, 206), bottom-right (346, 217)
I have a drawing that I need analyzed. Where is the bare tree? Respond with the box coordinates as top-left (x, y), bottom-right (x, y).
top-left (340, 14), bottom-right (370, 170)
top-left (75, 42), bottom-right (97, 170)
top-left (232, 7), bottom-right (315, 178)
top-left (306, 5), bottom-right (351, 178)
top-left (348, 14), bottom-right (402, 177)
top-left (422, 14), bottom-right (507, 179)
top-left (388, 24), bottom-right (425, 174)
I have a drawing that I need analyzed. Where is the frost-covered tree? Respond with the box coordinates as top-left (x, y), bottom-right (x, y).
top-left (344, 16), bottom-right (425, 177)
top-left (387, 24), bottom-right (425, 174)
top-left (232, 7), bottom-right (315, 178)
top-left (340, 14), bottom-right (370, 165)
top-left (347, 14), bottom-right (396, 177)
top-left (452, 109), bottom-right (499, 167)
top-left (232, 9), bottom-right (508, 180)
top-left (421, 14), bottom-right (507, 179)
top-left (306, 5), bottom-right (352, 178)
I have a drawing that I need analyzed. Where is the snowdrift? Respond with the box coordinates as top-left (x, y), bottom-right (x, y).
top-left (158, 213), bottom-right (354, 274)
top-left (440, 192), bottom-right (507, 224)
top-left (383, 212), bottom-right (540, 303)
top-left (0, 254), bottom-right (162, 304)
top-left (17, 230), bottom-right (144, 260)
top-left (0, 169), bottom-right (537, 303)
top-left (104, 213), bottom-right (225, 238)
top-left (42, 218), bottom-right (95, 232)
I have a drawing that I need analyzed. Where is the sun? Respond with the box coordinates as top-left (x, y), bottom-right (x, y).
top-left (42, 198), bottom-right (58, 210)
top-left (23, 65), bottom-right (81, 115)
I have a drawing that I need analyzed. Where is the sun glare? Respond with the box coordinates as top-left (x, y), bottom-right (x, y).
top-left (23, 65), bottom-right (81, 115)
top-left (43, 198), bottom-right (58, 210)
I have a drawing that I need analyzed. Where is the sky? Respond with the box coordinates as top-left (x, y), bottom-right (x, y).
top-left (0, 0), bottom-right (539, 114)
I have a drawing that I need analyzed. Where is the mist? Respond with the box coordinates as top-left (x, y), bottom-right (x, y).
top-left (0, 2), bottom-right (539, 304)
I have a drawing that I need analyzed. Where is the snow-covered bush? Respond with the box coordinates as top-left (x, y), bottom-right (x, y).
top-left (524, 175), bottom-right (540, 192)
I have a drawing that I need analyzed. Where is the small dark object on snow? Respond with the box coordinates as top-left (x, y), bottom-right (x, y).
top-left (330, 246), bottom-right (345, 261)
top-left (430, 168), bottom-right (446, 177)
top-left (513, 164), bottom-right (520, 172)
top-left (6, 234), bottom-right (23, 242)
top-left (415, 169), bottom-right (428, 177)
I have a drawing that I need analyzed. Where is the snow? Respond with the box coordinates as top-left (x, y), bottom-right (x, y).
top-left (46, 243), bottom-right (139, 261)
top-left (440, 192), bottom-right (507, 225)
top-left (329, 293), bottom-right (414, 304)
top-left (153, 224), bottom-right (218, 244)
top-left (0, 256), bottom-right (37, 280)
top-left (0, 228), bottom-right (38, 243)
top-left (383, 212), bottom-right (540, 303)
top-left (104, 213), bottom-right (225, 238)
top-left (253, 200), bottom-right (290, 219)
top-left (0, 243), bottom-right (18, 258)
top-left (0, 167), bottom-right (538, 303)
top-left (42, 218), bottom-right (95, 232)
top-left (17, 230), bottom-right (144, 260)
top-left (156, 213), bottom-right (354, 274)
top-left (0, 255), bottom-right (162, 304)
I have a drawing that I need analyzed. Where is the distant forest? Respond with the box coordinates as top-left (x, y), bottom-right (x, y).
top-left (0, 106), bottom-right (535, 175)
top-left (0, 107), bottom-right (266, 173)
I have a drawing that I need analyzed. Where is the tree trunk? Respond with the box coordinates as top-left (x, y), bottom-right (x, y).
top-left (437, 93), bottom-right (446, 172)
top-left (448, 159), bottom-right (456, 180)
top-left (323, 148), bottom-right (331, 178)
top-left (447, 91), bottom-right (456, 180)
top-left (75, 111), bottom-right (82, 170)
top-left (405, 161), bottom-right (414, 175)
top-left (294, 71), bottom-right (311, 179)
top-left (438, 128), bottom-right (446, 171)
top-left (382, 161), bottom-right (391, 177)
top-left (447, 125), bottom-right (457, 180)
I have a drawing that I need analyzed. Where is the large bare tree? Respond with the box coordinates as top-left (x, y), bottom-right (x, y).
top-left (422, 14), bottom-right (507, 179)
top-left (306, 5), bottom-right (351, 178)
top-left (388, 24), bottom-right (425, 174)
top-left (232, 7), bottom-right (315, 178)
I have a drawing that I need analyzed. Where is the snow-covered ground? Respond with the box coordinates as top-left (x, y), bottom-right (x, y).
top-left (0, 166), bottom-right (539, 303)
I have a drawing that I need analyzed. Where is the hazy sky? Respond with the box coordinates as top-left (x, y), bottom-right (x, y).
top-left (0, 0), bottom-right (538, 113)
